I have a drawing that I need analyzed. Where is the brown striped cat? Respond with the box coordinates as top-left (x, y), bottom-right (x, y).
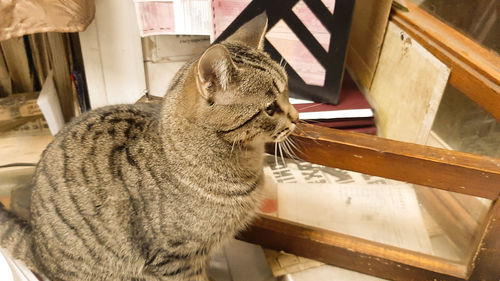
top-left (0, 13), bottom-right (298, 281)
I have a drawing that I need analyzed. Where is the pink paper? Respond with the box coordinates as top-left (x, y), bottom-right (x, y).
top-left (137, 2), bottom-right (175, 36)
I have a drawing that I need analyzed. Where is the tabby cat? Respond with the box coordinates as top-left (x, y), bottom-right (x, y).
top-left (0, 13), bottom-right (298, 281)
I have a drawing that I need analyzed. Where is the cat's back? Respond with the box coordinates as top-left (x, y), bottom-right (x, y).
top-left (33, 103), bottom-right (159, 214)
top-left (33, 102), bottom-right (159, 202)
top-left (40, 103), bottom-right (158, 160)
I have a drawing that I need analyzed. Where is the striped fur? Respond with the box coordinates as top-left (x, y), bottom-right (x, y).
top-left (0, 13), bottom-right (298, 281)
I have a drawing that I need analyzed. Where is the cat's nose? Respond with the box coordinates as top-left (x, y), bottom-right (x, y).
top-left (288, 106), bottom-right (299, 124)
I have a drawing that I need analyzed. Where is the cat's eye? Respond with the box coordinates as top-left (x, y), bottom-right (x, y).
top-left (265, 102), bottom-right (277, 116)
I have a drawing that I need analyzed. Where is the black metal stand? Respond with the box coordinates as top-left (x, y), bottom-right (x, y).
top-left (214, 0), bottom-right (356, 104)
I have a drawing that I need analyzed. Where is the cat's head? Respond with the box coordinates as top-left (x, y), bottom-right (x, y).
top-left (176, 13), bottom-right (298, 146)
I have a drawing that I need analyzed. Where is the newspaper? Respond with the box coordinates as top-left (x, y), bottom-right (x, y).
top-left (263, 155), bottom-right (434, 255)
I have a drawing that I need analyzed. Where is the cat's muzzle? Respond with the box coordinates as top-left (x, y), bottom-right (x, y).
top-left (275, 124), bottom-right (295, 142)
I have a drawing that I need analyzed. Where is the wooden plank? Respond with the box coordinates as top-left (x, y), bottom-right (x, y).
top-left (392, 4), bottom-right (500, 121)
top-left (0, 49), bottom-right (11, 97)
top-left (0, 37), bottom-right (34, 94)
top-left (46, 33), bottom-right (75, 122)
top-left (288, 123), bottom-right (500, 200)
top-left (369, 21), bottom-right (450, 144)
top-left (27, 34), bottom-right (51, 88)
top-left (238, 215), bottom-right (467, 280)
top-left (468, 199), bottom-right (500, 280)
top-left (345, 0), bottom-right (392, 90)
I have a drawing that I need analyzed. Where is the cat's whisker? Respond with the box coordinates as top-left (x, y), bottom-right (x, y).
top-left (281, 140), bottom-right (294, 160)
top-left (287, 137), bottom-right (302, 155)
top-left (274, 141), bottom-right (279, 169)
top-left (284, 138), bottom-right (300, 160)
top-left (284, 138), bottom-right (298, 160)
top-left (231, 138), bottom-right (237, 155)
top-left (295, 103), bottom-right (324, 111)
top-left (299, 119), bottom-right (323, 124)
top-left (278, 142), bottom-right (286, 168)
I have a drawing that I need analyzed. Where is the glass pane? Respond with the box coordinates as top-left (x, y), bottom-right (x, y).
top-left (261, 154), bottom-right (492, 264)
top-left (408, 0), bottom-right (499, 54)
top-left (431, 84), bottom-right (500, 158)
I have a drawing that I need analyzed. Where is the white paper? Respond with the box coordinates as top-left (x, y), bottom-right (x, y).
top-left (263, 156), bottom-right (434, 255)
top-left (298, 109), bottom-right (374, 119)
top-left (173, 0), bottom-right (212, 35)
top-left (289, 97), bottom-right (314, 104)
top-left (37, 71), bottom-right (65, 136)
top-left (277, 183), bottom-right (433, 254)
top-left (288, 98), bottom-right (374, 119)
top-left (135, 0), bottom-right (211, 36)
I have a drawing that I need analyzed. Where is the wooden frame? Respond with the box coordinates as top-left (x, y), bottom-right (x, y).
top-left (391, 2), bottom-right (500, 120)
top-left (135, 2), bottom-right (500, 277)
top-left (238, 123), bottom-right (500, 280)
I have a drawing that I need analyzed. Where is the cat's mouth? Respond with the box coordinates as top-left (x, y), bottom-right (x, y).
top-left (274, 124), bottom-right (295, 142)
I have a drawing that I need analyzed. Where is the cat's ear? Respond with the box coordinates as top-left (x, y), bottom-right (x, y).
top-left (196, 44), bottom-right (236, 101)
top-left (225, 12), bottom-right (268, 50)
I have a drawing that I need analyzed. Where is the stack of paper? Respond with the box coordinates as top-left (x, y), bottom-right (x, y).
top-left (291, 73), bottom-right (376, 134)
top-left (134, 0), bottom-right (212, 36)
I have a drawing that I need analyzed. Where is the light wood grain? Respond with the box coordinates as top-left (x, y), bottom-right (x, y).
top-left (0, 49), bottom-right (11, 97)
top-left (345, 0), bottom-right (392, 90)
top-left (392, 3), bottom-right (500, 120)
top-left (47, 33), bottom-right (76, 122)
top-left (0, 37), bottom-right (34, 94)
top-left (369, 22), bottom-right (450, 144)
top-left (28, 33), bottom-right (51, 88)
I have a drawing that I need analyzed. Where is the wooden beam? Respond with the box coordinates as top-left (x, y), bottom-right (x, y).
top-left (0, 48), bottom-right (11, 97)
top-left (239, 215), bottom-right (466, 280)
top-left (286, 124), bottom-right (500, 199)
top-left (47, 33), bottom-right (75, 122)
top-left (391, 3), bottom-right (500, 120)
top-left (0, 37), bottom-right (34, 94)
top-left (28, 34), bottom-right (51, 88)
top-left (468, 199), bottom-right (500, 280)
